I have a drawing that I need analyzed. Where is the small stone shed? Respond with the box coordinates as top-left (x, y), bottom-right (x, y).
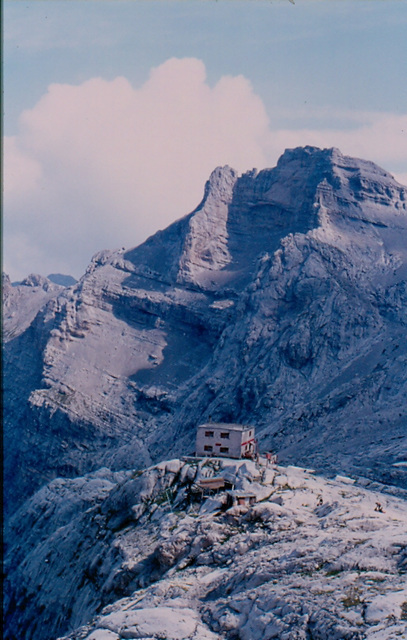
top-left (195, 423), bottom-right (256, 459)
top-left (193, 476), bottom-right (235, 498)
top-left (226, 491), bottom-right (257, 508)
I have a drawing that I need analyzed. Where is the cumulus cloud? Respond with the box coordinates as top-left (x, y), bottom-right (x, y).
top-left (4, 58), bottom-right (271, 279)
top-left (4, 57), bottom-right (407, 280)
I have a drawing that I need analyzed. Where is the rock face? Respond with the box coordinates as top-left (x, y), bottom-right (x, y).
top-left (4, 458), bottom-right (407, 640)
top-left (4, 147), bottom-right (407, 518)
top-left (2, 272), bottom-right (64, 342)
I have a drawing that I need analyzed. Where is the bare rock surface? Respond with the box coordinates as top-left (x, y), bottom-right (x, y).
top-left (2, 272), bottom-right (64, 341)
top-left (4, 458), bottom-right (407, 640)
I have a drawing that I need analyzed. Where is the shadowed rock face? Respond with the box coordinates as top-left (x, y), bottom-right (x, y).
top-left (3, 146), bottom-right (407, 516)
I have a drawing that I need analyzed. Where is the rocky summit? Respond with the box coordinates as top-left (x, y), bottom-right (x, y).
top-left (4, 457), bottom-right (407, 640)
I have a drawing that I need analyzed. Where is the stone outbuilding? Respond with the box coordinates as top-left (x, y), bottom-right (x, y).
top-left (195, 423), bottom-right (256, 459)
top-left (226, 491), bottom-right (257, 508)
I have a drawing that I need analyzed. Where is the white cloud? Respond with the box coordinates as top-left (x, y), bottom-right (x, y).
top-left (4, 136), bottom-right (42, 195)
top-left (4, 58), bottom-right (271, 280)
top-left (3, 57), bottom-right (407, 280)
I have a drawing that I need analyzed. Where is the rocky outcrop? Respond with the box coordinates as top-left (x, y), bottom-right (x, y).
top-left (3, 147), bottom-right (407, 518)
top-left (4, 458), bottom-right (407, 640)
top-left (2, 273), bottom-right (64, 341)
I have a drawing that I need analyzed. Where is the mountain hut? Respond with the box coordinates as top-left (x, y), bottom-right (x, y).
top-left (195, 423), bottom-right (257, 459)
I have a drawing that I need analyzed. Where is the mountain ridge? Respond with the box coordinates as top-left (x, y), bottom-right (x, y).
top-left (3, 146), bottom-right (407, 517)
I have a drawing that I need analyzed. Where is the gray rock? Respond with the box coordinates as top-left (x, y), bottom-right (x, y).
top-left (6, 458), bottom-right (407, 640)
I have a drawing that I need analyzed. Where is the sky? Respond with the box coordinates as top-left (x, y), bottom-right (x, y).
top-left (3, 0), bottom-right (407, 281)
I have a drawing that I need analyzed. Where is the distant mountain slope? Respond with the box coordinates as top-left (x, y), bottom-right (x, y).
top-left (47, 273), bottom-right (77, 286)
top-left (2, 273), bottom-right (64, 341)
top-left (3, 146), bottom-right (407, 516)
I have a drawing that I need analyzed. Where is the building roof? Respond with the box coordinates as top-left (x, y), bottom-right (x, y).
top-left (198, 422), bottom-right (253, 432)
top-left (227, 490), bottom-right (257, 498)
top-left (196, 478), bottom-right (226, 490)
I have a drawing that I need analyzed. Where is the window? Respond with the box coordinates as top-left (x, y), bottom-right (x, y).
top-left (220, 447), bottom-right (229, 453)
top-left (249, 430), bottom-right (252, 436)
top-left (220, 432), bottom-right (230, 439)
top-left (205, 431), bottom-right (214, 437)
top-left (204, 445), bottom-right (213, 452)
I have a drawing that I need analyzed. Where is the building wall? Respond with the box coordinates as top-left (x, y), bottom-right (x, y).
top-left (240, 429), bottom-right (256, 457)
top-left (196, 425), bottom-right (255, 459)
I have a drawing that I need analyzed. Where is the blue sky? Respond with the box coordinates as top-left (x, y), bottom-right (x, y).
top-left (4, 0), bottom-right (407, 280)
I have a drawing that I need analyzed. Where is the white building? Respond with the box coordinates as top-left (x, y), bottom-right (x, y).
top-left (195, 423), bottom-right (256, 459)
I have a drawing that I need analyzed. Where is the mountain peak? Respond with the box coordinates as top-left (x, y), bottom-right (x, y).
top-left (275, 145), bottom-right (396, 184)
top-left (4, 147), bottom-right (407, 523)
top-left (198, 164), bottom-right (239, 207)
top-left (21, 273), bottom-right (51, 288)
top-left (277, 144), bottom-right (340, 164)
top-left (47, 273), bottom-right (77, 287)
top-left (122, 147), bottom-right (406, 293)
top-left (2, 272), bottom-right (12, 291)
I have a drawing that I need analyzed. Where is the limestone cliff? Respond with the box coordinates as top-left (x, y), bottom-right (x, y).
top-left (4, 147), bottom-right (407, 518)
